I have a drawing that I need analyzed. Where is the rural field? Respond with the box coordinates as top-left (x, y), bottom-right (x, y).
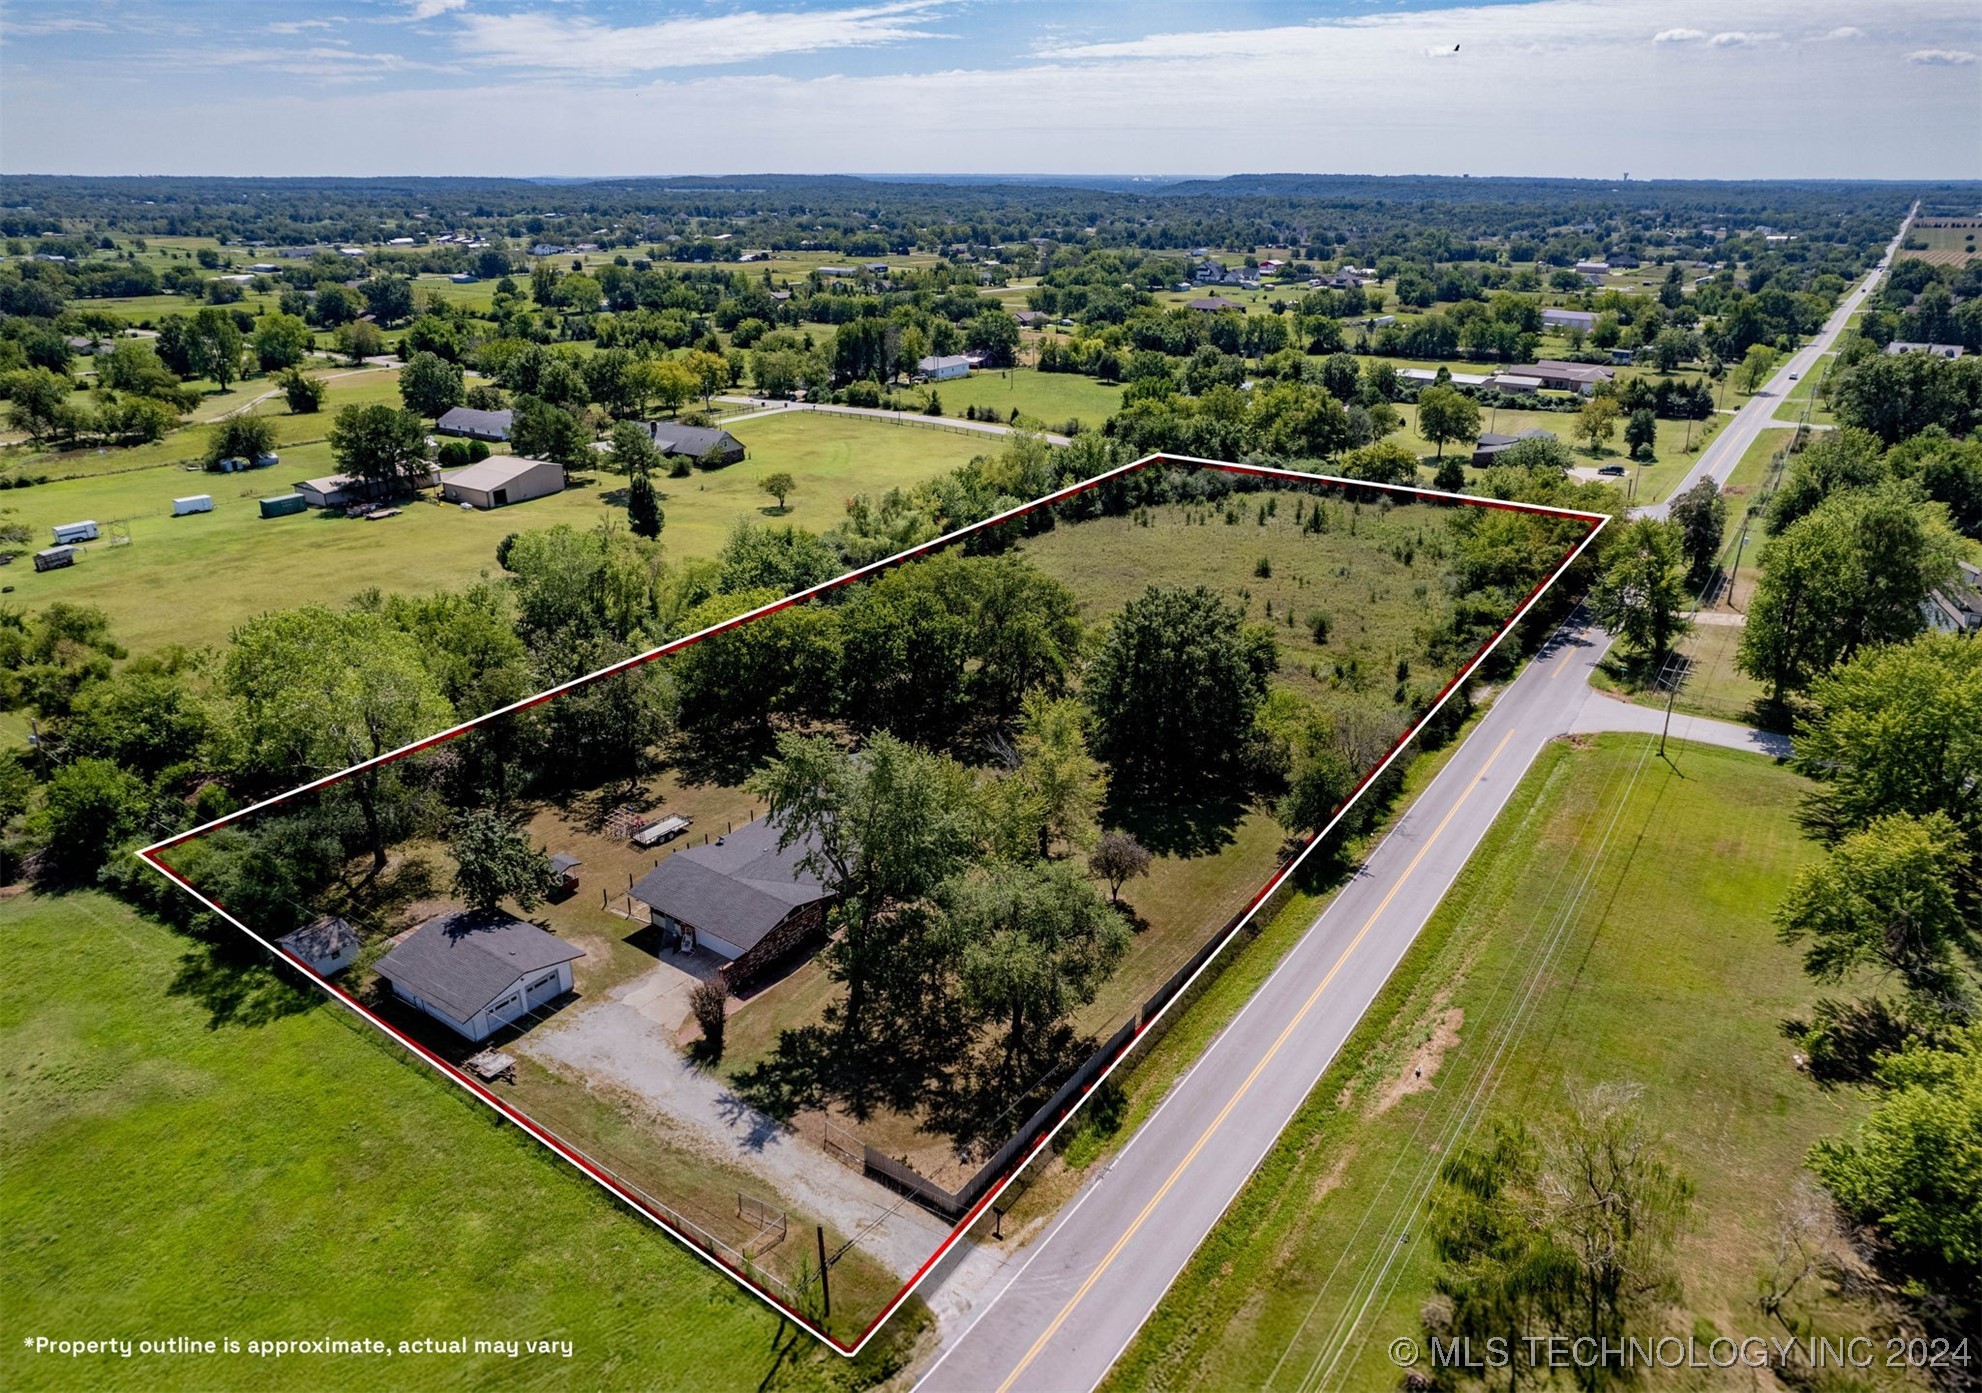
top-left (1101, 734), bottom-right (1898, 1393)
top-left (908, 367), bottom-right (1124, 429)
top-left (0, 891), bottom-right (923, 1393)
top-left (0, 409), bottom-right (992, 653)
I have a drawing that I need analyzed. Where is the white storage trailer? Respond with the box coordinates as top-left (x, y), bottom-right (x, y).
top-left (34, 546), bottom-right (76, 572)
top-left (172, 495), bottom-right (214, 516)
top-left (51, 520), bottom-right (98, 544)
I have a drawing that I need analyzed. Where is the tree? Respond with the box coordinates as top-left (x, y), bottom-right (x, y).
top-left (398, 350), bottom-right (464, 420)
top-left (1738, 343), bottom-right (1779, 394)
top-left (1088, 585), bottom-right (1278, 788)
top-left (2, 367), bottom-right (79, 443)
top-left (187, 307), bottom-right (244, 390)
top-left (1808, 1026), bottom-right (1981, 1285)
top-left (750, 731), bottom-right (978, 1033)
top-left (636, 357), bottom-right (698, 415)
top-left (28, 757), bottom-right (148, 883)
top-left (1588, 517), bottom-right (1689, 661)
top-left (509, 394), bottom-right (589, 466)
top-left (964, 310), bottom-right (1021, 367)
top-left (759, 471), bottom-right (796, 511)
top-left (222, 607), bottom-right (452, 871)
top-left (359, 274), bottom-right (415, 326)
top-left (1575, 394), bottom-right (1621, 453)
top-left (997, 691), bottom-right (1106, 861)
top-left (251, 313), bottom-right (313, 372)
top-left (449, 809), bottom-right (556, 913)
top-left (1088, 830), bottom-right (1152, 904)
top-left (203, 413), bottom-right (275, 469)
top-left (1764, 427), bottom-right (1887, 536)
top-left (1665, 477), bottom-right (1727, 586)
top-left (1425, 1085), bottom-right (1692, 1390)
top-left (1496, 434), bottom-right (1576, 472)
top-left (1738, 485), bottom-right (1959, 700)
top-left (1775, 812), bottom-right (1972, 1004)
top-left (98, 340), bottom-right (182, 399)
top-left (626, 464), bottom-right (663, 540)
top-left (278, 368), bottom-right (326, 413)
top-left (948, 860), bottom-right (1130, 1074)
top-left (1415, 384), bottom-right (1479, 460)
top-left (327, 403), bottom-right (430, 499)
top-left (337, 319), bottom-right (384, 365)
top-left (1432, 455), bottom-right (1465, 492)
top-left (683, 349), bottom-right (729, 404)
top-left (1792, 633), bottom-right (1982, 853)
top-left (689, 978), bottom-right (729, 1060)
top-left (311, 283), bottom-right (360, 327)
top-left (1623, 406), bottom-right (1657, 459)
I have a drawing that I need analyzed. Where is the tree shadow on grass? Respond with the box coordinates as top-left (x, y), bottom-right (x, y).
top-left (1103, 783), bottom-right (1250, 861)
top-left (664, 723), bottom-right (778, 792)
top-left (166, 937), bottom-right (320, 1030)
top-left (731, 990), bottom-right (976, 1133)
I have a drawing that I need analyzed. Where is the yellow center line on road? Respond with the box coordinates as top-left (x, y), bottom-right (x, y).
top-left (992, 724), bottom-right (1523, 1393)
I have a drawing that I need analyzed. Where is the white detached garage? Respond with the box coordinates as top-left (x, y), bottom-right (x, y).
top-left (375, 909), bottom-right (584, 1042)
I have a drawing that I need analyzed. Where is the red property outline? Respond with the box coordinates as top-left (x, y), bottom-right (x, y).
top-left (138, 452), bottom-right (1606, 1356)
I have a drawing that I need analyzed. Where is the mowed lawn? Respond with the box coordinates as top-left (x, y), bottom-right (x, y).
top-left (907, 368), bottom-right (1124, 429)
top-left (1, 411), bottom-right (990, 653)
top-left (0, 891), bottom-right (918, 1393)
top-left (1104, 735), bottom-right (1888, 1393)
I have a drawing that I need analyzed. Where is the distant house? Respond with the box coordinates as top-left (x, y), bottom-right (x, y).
top-left (448, 272), bottom-right (478, 284)
top-left (1575, 260), bottom-right (1611, 282)
top-left (434, 405), bottom-right (514, 442)
top-left (1923, 559), bottom-right (1982, 634)
top-left (629, 816), bottom-right (835, 988)
top-left (815, 266), bottom-right (855, 277)
top-left (277, 916), bottom-right (360, 976)
top-left (1472, 428), bottom-right (1558, 466)
top-left (1188, 296), bottom-right (1244, 313)
top-left (440, 457), bottom-right (564, 510)
top-left (527, 243), bottom-right (567, 257)
top-left (1542, 308), bottom-right (1597, 332)
top-left (1884, 341), bottom-right (1965, 359)
top-left (1609, 346), bottom-right (1635, 365)
top-left (375, 909), bottom-right (584, 1043)
top-left (1486, 372), bottom-right (1546, 394)
top-left (642, 423), bottom-right (747, 464)
top-left (1013, 310), bottom-right (1049, 328)
top-left (1398, 367), bottom-right (1490, 388)
top-left (1524, 360), bottom-right (1615, 394)
top-left (918, 354), bottom-right (971, 381)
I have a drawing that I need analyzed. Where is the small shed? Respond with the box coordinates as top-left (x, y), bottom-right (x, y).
top-left (548, 854), bottom-right (582, 892)
top-left (260, 494), bottom-right (308, 519)
top-left (278, 916), bottom-right (361, 976)
top-left (295, 476), bottom-right (357, 509)
top-left (439, 456), bottom-right (564, 509)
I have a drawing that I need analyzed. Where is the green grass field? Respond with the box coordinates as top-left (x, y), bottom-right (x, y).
top-left (1, 411), bottom-right (991, 654)
top-left (1395, 402), bottom-right (1717, 505)
top-left (909, 368), bottom-right (1123, 430)
top-left (0, 891), bottom-right (921, 1392)
top-left (1102, 734), bottom-right (1892, 1393)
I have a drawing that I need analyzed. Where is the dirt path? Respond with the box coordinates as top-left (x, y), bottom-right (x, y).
top-left (516, 976), bottom-right (953, 1278)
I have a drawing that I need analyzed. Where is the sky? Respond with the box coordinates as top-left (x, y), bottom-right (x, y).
top-left (1, 0), bottom-right (1979, 181)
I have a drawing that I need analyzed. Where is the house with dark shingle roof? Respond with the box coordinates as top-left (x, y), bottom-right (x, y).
top-left (375, 909), bottom-right (584, 1042)
top-left (435, 405), bottom-right (514, 441)
top-left (642, 422), bottom-right (746, 465)
top-left (629, 816), bottom-right (834, 987)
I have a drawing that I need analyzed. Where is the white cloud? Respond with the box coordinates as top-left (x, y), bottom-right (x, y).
top-left (1653, 28), bottom-right (1707, 43)
top-left (269, 19), bottom-right (337, 35)
top-left (8, 16), bottom-right (111, 35)
top-left (4, 0), bottom-right (1978, 180)
top-left (1817, 26), bottom-right (1864, 40)
top-left (1906, 47), bottom-right (1977, 63)
top-left (451, 1), bottom-right (950, 75)
top-left (406, 0), bottom-right (468, 19)
top-left (1707, 31), bottom-right (1779, 46)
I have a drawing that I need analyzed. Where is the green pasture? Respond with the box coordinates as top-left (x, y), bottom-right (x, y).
top-left (1105, 735), bottom-right (1889, 1393)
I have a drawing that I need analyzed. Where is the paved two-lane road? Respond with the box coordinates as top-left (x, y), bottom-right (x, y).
top-left (1641, 209), bottom-right (1912, 519)
top-left (915, 612), bottom-right (1638, 1393)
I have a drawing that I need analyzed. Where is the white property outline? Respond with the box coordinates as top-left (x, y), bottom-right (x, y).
top-left (139, 452), bottom-right (1607, 1355)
